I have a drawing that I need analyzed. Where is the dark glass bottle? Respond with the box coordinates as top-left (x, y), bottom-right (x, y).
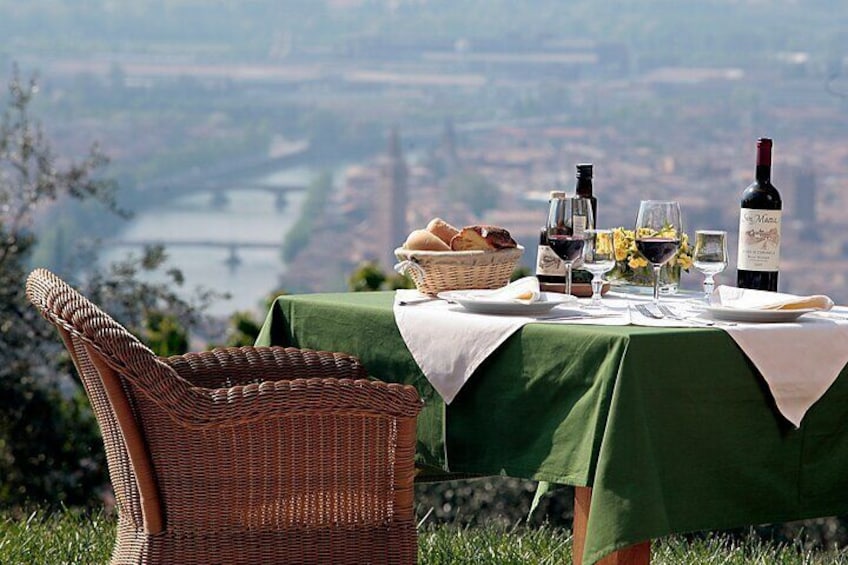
top-left (737, 138), bottom-right (782, 291)
top-left (570, 163), bottom-right (596, 284)
top-left (575, 163), bottom-right (597, 228)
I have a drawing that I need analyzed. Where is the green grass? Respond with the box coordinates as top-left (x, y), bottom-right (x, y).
top-left (3, 510), bottom-right (848, 564)
top-left (0, 510), bottom-right (114, 564)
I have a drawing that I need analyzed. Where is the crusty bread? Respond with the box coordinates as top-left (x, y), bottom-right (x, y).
top-left (403, 229), bottom-right (451, 251)
top-left (479, 225), bottom-right (518, 249)
top-left (450, 227), bottom-right (493, 251)
top-left (426, 217), bottom-right (460, 246)
top-left (450, 225), bottom-right (517, 251)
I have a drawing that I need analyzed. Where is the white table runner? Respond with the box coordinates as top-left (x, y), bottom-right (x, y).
top-left (393, 288), bottom-right (848, 426)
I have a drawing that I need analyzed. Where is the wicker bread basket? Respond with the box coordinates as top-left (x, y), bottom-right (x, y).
top-left (394, 246), bottom-right (524, 295)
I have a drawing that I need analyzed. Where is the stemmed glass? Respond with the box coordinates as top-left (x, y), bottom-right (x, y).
top-left (581, 229), bottom-right (616, 308)
top-left (634, 200), bottom-right (682, 305)
top-left (692, 230), bottom-right (728, 301)
top-left (546, 195), bottom-right (594, 296)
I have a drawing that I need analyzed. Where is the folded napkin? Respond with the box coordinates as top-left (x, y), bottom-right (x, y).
top-left (711, 285), bottom-right (834, 311)
top-left (461, 276), bottom-right (541, 304)
top-left (708, 286), bottom-right (848, 427)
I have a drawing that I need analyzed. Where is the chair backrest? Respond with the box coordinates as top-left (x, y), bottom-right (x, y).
top-left (26, 268), bottom-right (166, 534)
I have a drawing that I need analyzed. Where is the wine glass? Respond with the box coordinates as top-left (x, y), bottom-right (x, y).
top-left (546, 196), bottom-right (594, 296)
top-left (692, 230), bottom-right (728, 301)
top-left (634, 200), bottom-right (682, 305)
top-left (581, 228), bottom-right (616, 308)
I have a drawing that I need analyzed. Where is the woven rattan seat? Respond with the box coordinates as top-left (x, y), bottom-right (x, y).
top-left (26, 268), bottom-right (421, 565)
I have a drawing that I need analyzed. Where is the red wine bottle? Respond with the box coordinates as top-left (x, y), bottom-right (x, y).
top-left (737, 138), bottom-right (782, 291)
top-left (575, 163), bottom-right (596, 228)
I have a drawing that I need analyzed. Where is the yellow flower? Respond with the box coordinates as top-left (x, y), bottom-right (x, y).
top-left (610, 225), bottom-right (691, 273)
top-left (595, 232), bottom-right (614, 255)
top-left (628, 256), bottom-right (649, 269)
top-left (612, 228), bottom-right (631, 261)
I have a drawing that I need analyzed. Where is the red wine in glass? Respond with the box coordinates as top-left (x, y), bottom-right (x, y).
top-left (634, 200), bottom-right (683, 305)
top-left (635, 238), bottom-right (680, 265)
top-left (548, 235), bottom-right (585, 263)
top-left (546, 195), bottom-right (594, 296)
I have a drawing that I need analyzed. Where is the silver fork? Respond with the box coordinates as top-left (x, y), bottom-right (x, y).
top-left (657, 303), bottom-right (730, 327)
top-left (634, 303), bottom-right (663, 319)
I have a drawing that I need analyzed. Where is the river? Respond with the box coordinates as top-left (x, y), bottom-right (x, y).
top-left (102, 165), bottom-right (314, 317)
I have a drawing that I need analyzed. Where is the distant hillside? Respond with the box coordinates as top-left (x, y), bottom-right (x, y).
top-left (1, 0), bottom-right (847, 68)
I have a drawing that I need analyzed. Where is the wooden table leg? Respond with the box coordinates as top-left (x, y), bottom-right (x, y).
top-left (573, 486), bottom-right (651, 565)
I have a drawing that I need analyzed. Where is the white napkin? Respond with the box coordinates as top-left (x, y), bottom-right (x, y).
top-left (711, 285), bottom-right (834, 311)
top-left (393, 286), bottom-right (628, 403)
top-left (709, 286), bottom-right (848, 427)
top-left (394, 289), bottom-right (528, 403)
top-left (461, 276), bottom-right (541, 304)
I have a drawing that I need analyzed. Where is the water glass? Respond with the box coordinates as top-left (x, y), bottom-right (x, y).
top-left (692, 230), bottom-right (728, 300)
top-left (581, 229), bottom-right (616, 308)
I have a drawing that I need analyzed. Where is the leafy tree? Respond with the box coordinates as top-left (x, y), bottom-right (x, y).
top-left (225, 311), bottom-right (265, 347)
top-left (0, 68), bottom-right (122, 509)
top-left (348, 261), bottom-right (386, 291)
top-left (222, 289), bottom-right (288, 347)
top-left (0, 68), bottom-right (215, 510)
top-left (81, 244), bottom-right (220, 353)
top-left (348, 261), bottom-right (413, 291)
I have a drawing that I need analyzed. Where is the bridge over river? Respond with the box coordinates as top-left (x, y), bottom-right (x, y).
top-left (154, 182), bottom-right (306, 211)
top-left (98, 143), bottom-right (325, 315)
top-left (133, 141), bottom-right (313, 210)
top-left (108, 239), bottom-right (282, 270)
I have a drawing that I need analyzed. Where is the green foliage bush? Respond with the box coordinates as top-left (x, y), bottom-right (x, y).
top-left (348, 260), bottom-right (413, 291)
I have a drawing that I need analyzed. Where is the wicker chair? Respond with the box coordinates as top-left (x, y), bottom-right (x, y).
top-left (26, 268), bottom-right (421, 565)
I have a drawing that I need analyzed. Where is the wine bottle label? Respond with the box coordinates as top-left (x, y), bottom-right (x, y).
top-left (573, 215), bottom-right (588, 237)
top-left (536, 244), bottom-right (565, 276)
top-left (737, 208), bottom-right (782, 271)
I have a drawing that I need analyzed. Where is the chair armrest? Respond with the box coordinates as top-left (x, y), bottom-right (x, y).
top-left (162, 346), bottom-right (368, 388)
top-left (167, 377), bottom-right (421, 429)
top-left (154, 346), bottom-right (420, 429)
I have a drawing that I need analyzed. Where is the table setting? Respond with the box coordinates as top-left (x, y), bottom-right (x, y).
top-left (257, 197), bottom-right (848, 565)
top-left (256, 277), bottom-right (848, 565)
top-left (390, 197), bottom-right (848, 427)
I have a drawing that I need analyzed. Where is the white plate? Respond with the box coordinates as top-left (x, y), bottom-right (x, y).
top-left (706, 305), bottom-right (816, 323)
top-left (437, 290), bottom-right (577, 316)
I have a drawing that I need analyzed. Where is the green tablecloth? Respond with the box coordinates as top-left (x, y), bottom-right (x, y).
top-left (256, 291), bottom-right (848, 565)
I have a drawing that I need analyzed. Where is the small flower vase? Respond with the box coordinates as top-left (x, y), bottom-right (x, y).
top-left (610, 262), bottom-right (681, 295)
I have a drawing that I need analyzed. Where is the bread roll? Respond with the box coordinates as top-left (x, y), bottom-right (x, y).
top-left (426, 217), bottom-right (460, 246)
top-left (403, 229), bottom-right (451, 251)
top-left (450, 225), bottom-right (517, 251)
top-left (450, 227), bottom-right (493, 251)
